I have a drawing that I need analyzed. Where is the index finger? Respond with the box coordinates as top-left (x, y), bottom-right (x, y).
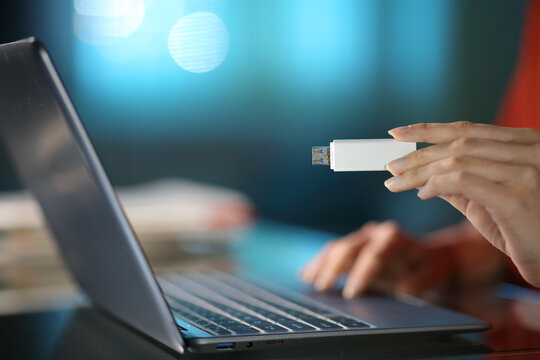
top-left (300, 222), bottom-right (377, 287)
top-left (389, 121), bottom-right (540, 145)
top-left (342, 223), bottom-right (401, 298)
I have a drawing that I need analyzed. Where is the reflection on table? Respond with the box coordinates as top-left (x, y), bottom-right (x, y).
top-left (0, 210), bottom-right (539, 358)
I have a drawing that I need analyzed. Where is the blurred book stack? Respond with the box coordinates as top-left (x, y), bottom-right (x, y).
top-left (0, 178), bottom-right (253, 314)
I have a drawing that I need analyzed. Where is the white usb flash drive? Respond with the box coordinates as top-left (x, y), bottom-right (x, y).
top-left (312, 139), bottom-right (417, 172)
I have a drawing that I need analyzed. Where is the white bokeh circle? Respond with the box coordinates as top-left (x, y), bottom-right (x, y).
top-left (168, 12), bottom-right (229, 73)
top-left (74, 0), bottom-right (145, 42)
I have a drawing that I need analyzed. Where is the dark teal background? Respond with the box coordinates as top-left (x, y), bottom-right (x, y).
top-left (0, 0), bottom-right (527, 234)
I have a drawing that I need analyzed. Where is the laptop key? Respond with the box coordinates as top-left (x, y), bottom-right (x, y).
top-left (204, 324), bottom-right (233, 335)
top-left (280, 321), bottom-right (316, 331)
top-left (235, 301), bottom-right (296, 323)
top-left (257, 323), bottom-right (289, 333)
top-left (193, 320), bottom-right (210, 327)
top-left (266, 314), bottom-right (293, 323)
top-left (212, 328), bottom-right (233, 336)
top-left (329, 316), bottom-right (370, 329)
top-left (251, 319), bottom-right (272, 326)
top-left (174, 312), bottom-right (233, 335)
top-left (228, 325), bottom-right (261, 334)
top-left (300, 317), bottom-right (343, 330)
top-left (277, 295), bottom-right (333, 315)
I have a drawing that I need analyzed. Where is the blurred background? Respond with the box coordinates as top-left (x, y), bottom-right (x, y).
top-left (0, 0), bottom-right (527, 235)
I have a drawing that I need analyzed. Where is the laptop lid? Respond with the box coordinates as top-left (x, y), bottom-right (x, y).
top-left (0, 38), bottom-right (184, 353)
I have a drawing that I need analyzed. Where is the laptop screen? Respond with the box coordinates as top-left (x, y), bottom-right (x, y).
top-left (0, 39), bottom-right (184, 352)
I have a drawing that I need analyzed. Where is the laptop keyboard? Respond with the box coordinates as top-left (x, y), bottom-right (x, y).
top-left (158, 272), bottom-right (372, 336)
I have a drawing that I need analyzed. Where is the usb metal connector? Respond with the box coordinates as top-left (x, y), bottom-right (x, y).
top-left (312, 146), bottom-right (330, 165)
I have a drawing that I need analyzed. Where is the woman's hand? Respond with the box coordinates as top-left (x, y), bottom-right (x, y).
top-left (385, 121), bottom-right (540, 288)
top-left (300, 221), bottom-right (458, 299)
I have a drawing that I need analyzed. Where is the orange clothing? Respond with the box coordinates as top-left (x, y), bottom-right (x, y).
top-left (497, 0), bottom-right (540, 130)
top-left (496, 1), bottom-right (540, 290)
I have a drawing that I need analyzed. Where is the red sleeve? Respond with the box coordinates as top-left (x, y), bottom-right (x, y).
top-left (496, 0), bottom-right (540, 131)
top-left (497, 1), bottom-right (540, 290)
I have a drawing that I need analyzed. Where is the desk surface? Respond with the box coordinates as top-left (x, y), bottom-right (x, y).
top-left (2, 222), bottom-right (540, 359)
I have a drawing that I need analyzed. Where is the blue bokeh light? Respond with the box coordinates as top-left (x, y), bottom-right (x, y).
top-left (167, 12), bottom-right (229, 73)
top-left (385, 0), bottom-right (452, 106)
top-left (67, 0), bottom-right (500, 234)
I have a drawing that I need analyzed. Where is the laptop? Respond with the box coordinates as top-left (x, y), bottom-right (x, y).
top-left (0, 38), bottom-right (489, 354)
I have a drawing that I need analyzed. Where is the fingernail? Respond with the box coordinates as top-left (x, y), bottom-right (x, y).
top-left (388, 126), bottom-right (409, 137)
top-left (300, 270), bottom-right (312, 283)
top-left (384, 176), bottom-right (401, 191)
top-left (417, 188), bottom-right (425, 199)
top-left (386, 157), bottom-right (406, 173)
top-left (315, 277), bottom-right (329, 291)
top-left (343, 287), bottom-right (356, 299)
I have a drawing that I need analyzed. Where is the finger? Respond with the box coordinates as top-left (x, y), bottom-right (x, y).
top-left (438, 194), bottom-right (470, 215)
top-left (417, 171), bottom-right (510, 213)
top-left (300, 244), bottom-right (332, 284)
top-left (440, 194), bottom-right (498, 237)
top-left (460, 200), bottom-right (499, 242)
top-left (308, 224), bottom-right (376, 291)
top-left (342, 223), bottom-right (400, 298)
top-left (301, 237), bottom-right (352, 284)
top-left (385, 156), bottom-right (526, 193)
top-left (389, 121), bottom-right (540, 145)
top-left (437, 189), bottom-right (505, 255)
top-left (439, 195), bottom-right (498, 242)
top-left (386, 138), bottom-right (536, 175)
top-left (312, 239), bottom-right (365, 291)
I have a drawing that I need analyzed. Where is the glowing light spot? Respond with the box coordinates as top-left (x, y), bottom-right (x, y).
top-left (74, 0), bottom-right (145, 45)
top-left (168, 12), bottom-right (229, 73)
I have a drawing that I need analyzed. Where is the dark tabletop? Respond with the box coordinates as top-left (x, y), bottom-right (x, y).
top-left (2, 222), bottom-right (540, 359)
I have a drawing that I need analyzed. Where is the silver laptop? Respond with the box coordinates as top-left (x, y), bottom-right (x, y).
top-left (0, 38), bottom-right (489, 355)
